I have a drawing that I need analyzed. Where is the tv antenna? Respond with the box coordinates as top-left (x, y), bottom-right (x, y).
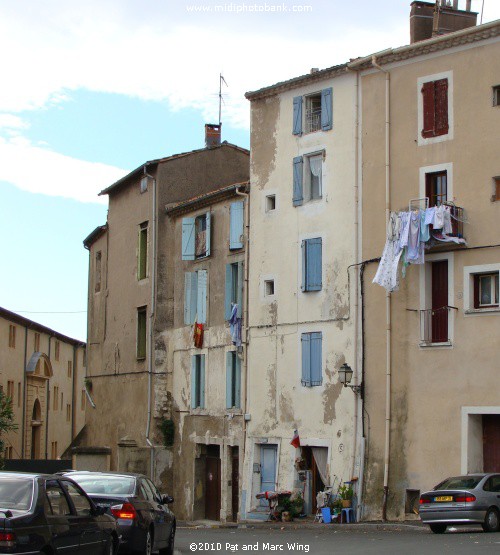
top-left (219, 73), bottom-right (228, 126)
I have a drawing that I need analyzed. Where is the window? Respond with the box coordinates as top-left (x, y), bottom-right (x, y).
top-left (17, 383), bottom-right (21, 407)
top-left (51, 441), bottom-right (58, 459)
top-left (293, 88), bottom-right (333, 135)
top-left (266, 195), bottom-right (276, 212)
top-left (61, 481), bottom-right (92, 516)
top-left (138, 222), bottom-right (148, 280)
top-left (81, 389), bottom-right (86, 411)
top-left (493, 85), bottom-right (500, 107)
top-left (34, 333), bottom-right (40, 352)
top-left (60, 392), bottom-right (63, 411)
top-left (264, 280), bottom-right (275, 297)
top-left (421, 78), bottom-right (449, 138)
top-left (66, 404), bottom-right (71, 422)
top-left (229, 201), bottom-right (244, 250)
top-left (301, 238), bottom-right (322, 292)
top-left (191, 354), bottom-right (205, 409)
top-left (6, 381), bottom-right (14, 403)
top-left (301, 332), bottom-right (322, 387)
top-left (53, 386), bottom-right (59, 411)
top-left (184, 270), bottom-right (208, 325)
top-left (95, 251), bottom-right (102, 293)
top-left (293, 153), bottom-right (323, 206)
top-left (45, 481), bottom-right (71, 516)
top-left (426, 170), bottom-right (447, 207)
top-left (137, 306), bottom-right (147, 359)
top-left (5, 446), bottom-right (13, 459)
top-left (8, 325), bottom-right (16, 348)
top-left (182, 213), bottom-right (211, 260)
top-left (67, 361), bottom-right (72, 378)
top-left (55, 341), bottom-right (60, 361)
top-left (140, 176), bottom-right (149, 193)
top-left (225, 262), bottom-right (243, 320)
top-left (226, 351), bottom-right (241, 409)
top-left (493, 176), bottom-right (500, 202)
top-left (474, 273), bottom-right (499, 308)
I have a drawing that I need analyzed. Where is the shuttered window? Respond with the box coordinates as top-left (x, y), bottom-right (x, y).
top-left (302, 238), bottom-right (322, 292)
top-left (301, 332), bottom-right (322, 387)
top-left (229, 201), bottom-right (244, 250)
top-left (184, 270), bottom-right (208, 324)
top-left (191, 354), bottom-right (206, 409)
top-left (138, 222), bottom-right (148, 279)
top-left (293, 96), bottom-right (303, 135)
top-left (182, 213), bottom-right (211, 260)
top-left (321, 88), bottom-right (333, 131)
top-left (137, 306), bottom-right (147, 359)
top-left (293, 156), bottom-right (304, 206)
top-left (226, 351), bottom-right (241, 409)
top-left (225, 262), bottom-right (243, 320)
top-left (422, 78), bottom-right (449, 138)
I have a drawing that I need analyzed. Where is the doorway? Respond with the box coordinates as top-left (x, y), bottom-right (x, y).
top-left (301, 446), bottom-right (326, 514)
top-left (204, 445), bottom-right (221, 521)
top-left (259, 445), bottom-right (277, 506)
top-left (483, 415), bottom-right (500, 472)
top-left (30, 399), bottom-right (42, 459)
top-left (231, 447), bottom-right (239, 522)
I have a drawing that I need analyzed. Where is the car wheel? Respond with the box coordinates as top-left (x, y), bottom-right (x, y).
top-left (159, 523), bottom-right (176, 555)
top-left (482, 508), bottom-right (500, 533)
top-left (429, 524), bottom-right (447, 534)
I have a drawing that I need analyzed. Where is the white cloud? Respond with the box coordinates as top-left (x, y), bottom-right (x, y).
top-left (0, 136), bottom-right (126, 204)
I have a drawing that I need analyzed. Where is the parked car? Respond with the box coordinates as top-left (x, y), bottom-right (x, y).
top-left (419, 473), bottom-right (500, 533)
top-left (67, 471), bottom-right (175, 555)
top-left (0, 471), bottom-right (119, 553)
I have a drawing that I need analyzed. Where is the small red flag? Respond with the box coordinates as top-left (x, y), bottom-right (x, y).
top-left (290, 429), bottom-right (300, 448)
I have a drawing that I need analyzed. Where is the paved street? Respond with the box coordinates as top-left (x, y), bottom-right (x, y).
top-left (175, 525), bottom-right (500, 555)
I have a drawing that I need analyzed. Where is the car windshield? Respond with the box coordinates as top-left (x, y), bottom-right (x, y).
top-left (71, 475), bottom-right (136, 495)
top-left (0, 477), bottom-right (33, 511)
top-left (434, 476), bottom-right (482, 491)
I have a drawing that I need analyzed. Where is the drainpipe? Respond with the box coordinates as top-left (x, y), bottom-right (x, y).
top-left (144, 166), bottom-right (157, 480)
top-left (371, 55), bottom-right (392, 521)
top-left (235, 184), bottom-right (250, 519)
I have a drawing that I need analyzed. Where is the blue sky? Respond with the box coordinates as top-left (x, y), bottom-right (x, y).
top-left (1, 0), bottom-right (498, 341)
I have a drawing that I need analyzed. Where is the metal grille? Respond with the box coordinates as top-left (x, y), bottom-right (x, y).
top-left (305, 108), bottom-right (321, 133)
top-left (419, 306), bottom-right (456, 344)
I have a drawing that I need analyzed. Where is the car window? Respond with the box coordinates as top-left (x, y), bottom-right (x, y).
top-left (434, 476), bottom-right (482, 490)
top-left (484, 475), bottom-right (500, 493)
top-left (70, 475), bottom-right (136, 495)
top-left (146, 479), bottom-right (162, 503)
top-left (140, 479), bottom-right (156, 503)
top-left (46, 481), bottom-right (72, 516)
top-left (61, 481), bottom-right (92, 516)
top-left (0, 477), bottom-right (33, 511)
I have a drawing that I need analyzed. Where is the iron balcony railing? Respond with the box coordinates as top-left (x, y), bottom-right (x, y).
top-left (419, 306), bottom-right (457, 345)
top-left (443, 202), bottom-right (464, 239)
top-left (305, 108), bottom-right (321, 133)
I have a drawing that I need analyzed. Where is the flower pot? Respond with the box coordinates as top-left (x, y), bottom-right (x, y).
top-left (341, 499), bottom-right (352, 508)
top-left (281, 511), bottom-right (292, 522)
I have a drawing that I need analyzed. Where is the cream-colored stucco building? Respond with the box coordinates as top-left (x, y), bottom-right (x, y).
top-left (352, 9), bottom-right (500, 520)
top-left (0, 307), bottom-right (86, 461)
top-left (241, 65), bottom-right (361, 518)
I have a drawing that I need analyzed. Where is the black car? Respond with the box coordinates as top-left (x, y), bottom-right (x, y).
top-left (0, 471), bottom-right (118, 554)
top-left (67, 471), bottom-right (175, 555)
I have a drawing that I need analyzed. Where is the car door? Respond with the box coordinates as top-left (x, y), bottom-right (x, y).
top-left (147, 479), bottom-right (173, 546)
top-left (45, 479), bottom-right (81, 554)
top-left (60, 479), bottom-right (106, 555)
top-left (140, 479), bottom-right (167, 547)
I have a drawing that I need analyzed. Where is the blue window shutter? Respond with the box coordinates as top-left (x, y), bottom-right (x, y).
top-left (305, 238), bottom-right (322, 291)
top-left (182, 217), bottom-right (195, 260)
top-left (200, 355), bottom-right (206, 409)
top-left (225, 264), bottom-right (233, 320)
top-left (301, 333), bottom-right (311, 386)
top-left (184, 272), bottom-right (198, 325)
top-left (191, 356), bottom-right (197, 408)
top-left (237, 261), bottom-right (244, 318)
top-left (235, 354), bottom-right (241, 408)
top-left (230, 201), bottom-right (244, 250)
top-left (197, 270), bottom-right (207, 324)
top-left (293, 96), bottom-right (303, 135)
top-left (293, 156), bottom-right (304, 207)
top-left (310, 332), bottom-right (323, 386)
top-left (205, 212), bottom-right (211, 257)
top-left (226, 351), bottom-right (233, 409)
top-left (321, 88), bottom-right (333, 131)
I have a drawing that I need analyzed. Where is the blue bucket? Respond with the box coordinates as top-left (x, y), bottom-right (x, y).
top-left (321, 507), bottom-right (331, 523)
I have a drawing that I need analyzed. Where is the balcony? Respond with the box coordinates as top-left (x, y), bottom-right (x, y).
top-left (427, 202), bottom-right (466, 250)
top-left (419, 306), bottom-right (457, 346)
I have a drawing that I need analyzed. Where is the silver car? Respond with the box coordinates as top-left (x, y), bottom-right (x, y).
top-left (419, 473), bottom-right (500, 533)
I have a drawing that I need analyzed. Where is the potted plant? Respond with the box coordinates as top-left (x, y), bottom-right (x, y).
top-left (338, 483), bottom-right (354, 508)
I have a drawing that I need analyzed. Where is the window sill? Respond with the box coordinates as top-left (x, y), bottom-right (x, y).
top-left (419, 341), bottom-right (452, 348)
top-left (464, 307), bottom-right (500, 315)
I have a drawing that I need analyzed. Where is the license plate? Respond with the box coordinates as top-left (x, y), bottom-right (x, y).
top-left (435, 496), bottom-right (453, 502)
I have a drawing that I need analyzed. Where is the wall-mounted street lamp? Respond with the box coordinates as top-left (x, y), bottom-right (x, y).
top-left (339, 363), bottom-right (363, 395)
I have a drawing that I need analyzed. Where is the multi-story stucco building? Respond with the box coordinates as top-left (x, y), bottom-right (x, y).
top-left (241, 65), bottom-right (361, 518)
top-left (352, 5), bottom-right (500, 520)
top-left (0, 307), bottom-right (86, 461)
top-left (82, 130), bottom-right (249, 495)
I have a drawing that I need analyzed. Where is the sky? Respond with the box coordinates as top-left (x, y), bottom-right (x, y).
top-left (1, 0), bottom-right (499, 342)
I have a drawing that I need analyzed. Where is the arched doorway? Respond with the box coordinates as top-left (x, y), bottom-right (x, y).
top-left (31, 399), bottom-right (42, 459)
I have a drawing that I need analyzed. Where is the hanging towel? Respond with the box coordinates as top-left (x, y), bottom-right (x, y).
top-left (419, 209), bottom-right (430, 242)
top-left (406, 211), bottom-right (421, 261)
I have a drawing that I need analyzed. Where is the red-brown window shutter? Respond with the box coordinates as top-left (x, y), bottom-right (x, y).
top-left (434, 79), bottom-right (449, 136)
top-left (421, 81), bottom-right (436, 138)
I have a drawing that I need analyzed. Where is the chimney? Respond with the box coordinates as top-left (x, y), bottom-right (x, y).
top-left (205, 123), bottom-right (222, 149)
top-left (410, 1), bottom-right (477, 44)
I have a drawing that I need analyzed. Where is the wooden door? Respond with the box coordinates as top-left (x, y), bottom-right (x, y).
top-left (205, 456), bottom-right (221, 521)
top-left (231, 449), bottom-right (239, 522)
top-left (431, 261), bottom-right (448, 343)
top-left (483, 415), bottom-right (500, 472)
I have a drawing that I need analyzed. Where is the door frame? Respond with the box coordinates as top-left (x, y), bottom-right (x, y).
top-left (461, 406), bottom-right (500, 473)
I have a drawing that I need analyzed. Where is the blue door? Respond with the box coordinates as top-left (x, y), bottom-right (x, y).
top-left (260, 445), bottom-right (277, 506)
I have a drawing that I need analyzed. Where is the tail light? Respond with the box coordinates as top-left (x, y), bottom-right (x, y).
top-left (419, 496), bottom-right (431, 504)
top-left (0, 532), bottom-right (16, 547)
top-left (455, 495), bottom-right (476, 503)
top-left (111, 502), bottom-right (137, 520)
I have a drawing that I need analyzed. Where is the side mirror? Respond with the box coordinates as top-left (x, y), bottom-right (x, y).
top-left (93, 505), bottom-right (106, 516)
top-left (162, 495), bottom-right (174, 504)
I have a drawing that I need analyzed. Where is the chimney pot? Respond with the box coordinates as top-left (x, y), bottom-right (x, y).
top-left (310, 68), bottom-right (319, 74)
top-left (205, 123), bottom-right (221, 149)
